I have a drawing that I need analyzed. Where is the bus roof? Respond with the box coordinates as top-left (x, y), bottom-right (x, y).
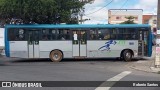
top-left (5, 24), bottom-right (151, 29)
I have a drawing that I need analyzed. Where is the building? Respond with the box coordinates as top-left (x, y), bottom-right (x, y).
top-left (143, 15), bottom-right (157, 33)
top-left (108, 9), bottom-right (143, 24)
top-left (0, 28), bottom-right (4, 47)
top-left (0, 28), bottom-right (4, 54)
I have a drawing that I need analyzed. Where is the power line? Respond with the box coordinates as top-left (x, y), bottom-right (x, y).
top-left (112, 0), bottom-right (129, 15)
top-left (119, 0), bottom-right (129, 9)
top-left (85, 0), bottom-right (114, 16)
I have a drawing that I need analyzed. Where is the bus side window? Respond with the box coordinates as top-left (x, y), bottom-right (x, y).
top-left (51, 29), bottom-right (56, 40)
top-left (90, 30), bottom-right (97, 40)
top-left (125, 35), bottom-right (130, 40)
top-left (42, 29), bottom-right (50, 40)
top-left (42, 35), bottom-right (48, 40)
top-left (57, 34), bottom-right (61, 40)
top-left (52, 34), bottom-right (56, 40)
top-left (98, 30), bottom-right (104, 40)
top-left (110, 29), bottom-right (117, 40)
top-left (61, 35), bottom-right (65, 40)
top-left (90, 34), bottom-right (96, 40)
top-left (110, 35), bottom-right (116, 39)
top-left (104, 29), bottom-right (111, 40)
top-left (18, 29), bottom-right (25, 40)
top-left (57, 29), bottom-right (70, 40)
top-left (57, 30), bottom-right (64, 40)
top-left (130, 29), bottom-right (136, 40)
top-left (65, 31), bottom-right (70, 40)
top-left (132, 34), bottom-right (136, 39)
top-left (10, 34), bottom-right (15, 41)
top-left (12, 29), bottom-right (25, 41)
top-left (98, 34), bottom-right (103, 40)
top-left (8, 29), bottom-right (16, 41)
top-left (104, 34), bottom-right (110, 40)
top-left (124, 28), bottom-right (137, 40)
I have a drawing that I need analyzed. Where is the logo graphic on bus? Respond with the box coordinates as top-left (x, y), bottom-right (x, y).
top-left (98, 40), bottom-right (117, 51)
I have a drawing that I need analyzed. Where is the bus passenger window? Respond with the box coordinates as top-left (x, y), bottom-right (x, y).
top-left (42, 35), bottom-right (48, 40)
top-left (61, 35), bottom-right (65, 40)
top-left (104, 34), bottom-right (110, 40)
top-left (98, 34), bottom-right (104, 40)
top-left (132, 34), bottom-right (136, 40)
top-left (9, 33), bottom-right (15, 41)
top-left (57, 34), bottom-right (65, 40)
top-left (11, 29), bottom-right (26, 41)
top-left (42, 29), bottom-right (51, 40)
top-left (125, 35), bottom-right (129, 40)
top-left (57, 29), bottom-right (70, 40)
top-left (98, 31), bottom-right (104, 40)
top-left (52, 35), bottom-right (56, 40)
top-left (110, 35), bottom-right (116, 39)
top-left (51, 30), bottom-right (56, 40)
top-left (65, 32), bottom-right (70, 40)
top-left (90, 34), bottom-right (96, 40)
top-left (18, 29), bottom-right (25, 40)
top-left (90, 30), bottom-right (97, 40)
top-left (15, 35), bottom-right (19, 40)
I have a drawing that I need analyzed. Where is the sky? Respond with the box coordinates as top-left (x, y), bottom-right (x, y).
top-left (83, 0), bottom-right (158, 24)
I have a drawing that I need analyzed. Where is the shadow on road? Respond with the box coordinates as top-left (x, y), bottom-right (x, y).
top-left (10, 58), bottom-right (52, 63)
top-left (9, 58), bottom-right (141, 63)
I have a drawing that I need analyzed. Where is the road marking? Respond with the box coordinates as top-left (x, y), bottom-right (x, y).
top-left (95, 71), bottom-right (132, 90)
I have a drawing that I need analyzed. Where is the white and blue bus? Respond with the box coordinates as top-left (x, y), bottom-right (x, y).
top-left (5, 24), bottom-right (152, 62)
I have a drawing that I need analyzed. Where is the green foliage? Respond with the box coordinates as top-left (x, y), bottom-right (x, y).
top-left (120, 16), bottom-right (136, 24)
top-left (0, 0), bottom-right (94, 25)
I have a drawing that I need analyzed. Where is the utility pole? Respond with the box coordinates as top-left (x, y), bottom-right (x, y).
top-left (158, 0), bottom-right (160, 28)
top-left (155, 0), bottom-right (160, 68)
top-left (79, 8), bottom-right (84, 24)
top-left (78, 0), bottom-right (92, 24)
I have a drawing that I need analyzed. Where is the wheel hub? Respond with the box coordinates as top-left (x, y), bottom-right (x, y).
top-left (126, 52), bottom-right (131, 58)
top-left (53, 53), bottom-right (59, 60)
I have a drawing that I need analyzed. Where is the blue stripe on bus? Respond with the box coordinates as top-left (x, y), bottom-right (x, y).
top-left (5, 28), bottom-right (10, 57)
top-left (148, 33), bottom-right (152, 57)
top-left (5, 24), bottom-right (151, 29)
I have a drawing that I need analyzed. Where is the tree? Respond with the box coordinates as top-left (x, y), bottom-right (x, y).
top-left (120, 16), bottom-right (136, 24)
top-left (0, 0), bottom-right (94, 26)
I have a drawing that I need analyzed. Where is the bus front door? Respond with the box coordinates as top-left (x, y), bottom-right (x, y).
top-left (72, 30), bottom-right (87, 57)
top-left (28, 30), bottom-right (40, 58)
top-left (138, 30), bottom-right (148, 56)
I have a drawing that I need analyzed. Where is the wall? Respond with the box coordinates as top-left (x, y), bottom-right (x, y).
top-left (108, 9), bottom-right (143, 24)
top-left (0, 28), bottom-right (4, 49)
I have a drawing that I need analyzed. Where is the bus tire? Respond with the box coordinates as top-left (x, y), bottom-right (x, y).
top-left (50, 50), bottom-right (63, 62)
top-left (122, 50), bottom-right (132, 62)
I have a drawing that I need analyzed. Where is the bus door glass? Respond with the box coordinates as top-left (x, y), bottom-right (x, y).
top-left (72, 30), bottom-right (87, 57)
top-left (138, 29), bottom-right (148, 56)
top-left (28, 30), bottom-right (40, 58)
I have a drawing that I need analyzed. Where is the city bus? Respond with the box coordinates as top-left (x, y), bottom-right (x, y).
top-left (5, 24), bottom-right (152, 62)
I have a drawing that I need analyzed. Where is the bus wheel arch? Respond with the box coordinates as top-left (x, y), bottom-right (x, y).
top-left (120, 49), bottom-right (134, 62)
top-left (49, 49), bottom-right (63, 62)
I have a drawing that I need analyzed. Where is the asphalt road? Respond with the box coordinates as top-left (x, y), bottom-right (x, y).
top-left (0, 56), bottom-right (160, 90)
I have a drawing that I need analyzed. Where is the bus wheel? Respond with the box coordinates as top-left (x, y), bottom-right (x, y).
top-left (122, 50), bottom-right (132, 62)
top-left (50, 50), bottom-right (63, 62)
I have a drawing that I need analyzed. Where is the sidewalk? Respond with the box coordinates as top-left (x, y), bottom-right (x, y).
top-left (130, 47), bottom-right (160, 74)
top-left (130, 58), bottom-right (160, 73)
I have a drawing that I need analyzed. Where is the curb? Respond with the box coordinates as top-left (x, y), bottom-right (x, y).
top-left (129, 66), bottom-right (153, 73)
top-left (130, 66), bottom-right (160, 74)
top-left (150, 67), bottom-right (160, 73)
